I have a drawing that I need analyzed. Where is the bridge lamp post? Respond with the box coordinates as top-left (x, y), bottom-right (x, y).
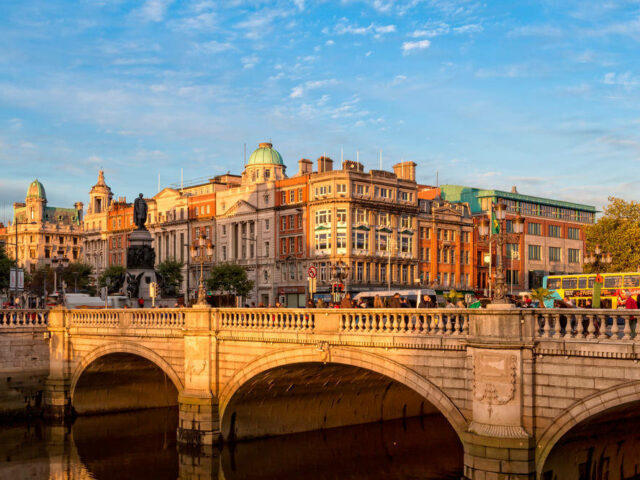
top-left (191, 235), bottom-right (214, 306)
top-left (478, 203), bottom-right (524, 304)
top-left (330, 260), bottom-right (350, 303)
top-left (51, 250), bottom-right (70, 303)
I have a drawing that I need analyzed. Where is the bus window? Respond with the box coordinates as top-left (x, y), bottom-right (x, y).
top-left (604, 276), bottom-right (622, 289)
top-left (623, 275), bottom-right (640, 288)
top-left (547, 278), bottom-right (561, 289)
top-left (578, 278), bottom-right (587, 289)
top-left (588, 277), bottom-right (595, 288)
top-left (562, 278), bottom-right (577, 289)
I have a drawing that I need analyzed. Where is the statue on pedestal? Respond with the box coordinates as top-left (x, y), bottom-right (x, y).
top-left (133, 193), bottom-right (148, 230)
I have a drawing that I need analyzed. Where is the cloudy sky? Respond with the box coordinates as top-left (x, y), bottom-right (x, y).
top-left (1, 0), bottom-right (639, 222)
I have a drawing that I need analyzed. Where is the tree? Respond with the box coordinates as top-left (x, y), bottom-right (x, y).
top-left (444, 289), bottom-right (463, 304)
top-left (530, 287), bottom-right (554, 308)
top-left (61, 262), bottom-right (94, 293)
top-left (27, 265), bottom-right (54, 297)
top-left (156, 259), bottom-right (184, 297)
top-left (98, 265), bottom-right (126, 294)
top-left (584, 197), bottom-right (640, 273)
top-left (206, 263), bottom-right (254, 299)
top-left (0, 246), bottom-right (12, 292)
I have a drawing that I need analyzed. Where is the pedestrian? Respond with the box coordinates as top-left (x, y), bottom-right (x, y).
top-left (317, 298), bottom-right (325, 308)
top-left (419, 294), bottom-right (433, 308)
top-left (137, 297), bottom-right (144, 308)
top-left (358, 299), bottom-right (368, 308)
top-left (445, 299), bottom-right (455, 309)
top-left (400, 297), bottom-right (410, 308)
top-left (340, 293), bottom-right (354, 308)
top-left (373, 294), bottom-right (384, 308)
top-left (306, 299), bottom-right (315, 308)
top-left (623, 291), bottom-right (637, 337)
top-left (388, 293), bottom-right (402, 308)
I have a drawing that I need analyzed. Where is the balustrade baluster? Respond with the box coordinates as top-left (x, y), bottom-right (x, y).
top-left (444, 315), bottom-right (452, 335)
top-left (541, 314), bottom-right (550, 338)
top-left (622, 315), bottom-right (632, 340)
top-left (586, 315), bottom-right (596, 339)
top-left (609, 314), bottom-right (619, 340)
top-left (452, 315), bottom-right (461, 335)
top-left (462, 314), bottom-right (469, 336)
top-left (552, 314), bottom-right (562, 339)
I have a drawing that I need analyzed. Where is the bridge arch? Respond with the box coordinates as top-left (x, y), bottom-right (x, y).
top-left (536, 380), bottom-right (640, 474)
top-left (70, 341), bottom-right (184, 402)
top-left (219, 345), bottom-right (468, 438)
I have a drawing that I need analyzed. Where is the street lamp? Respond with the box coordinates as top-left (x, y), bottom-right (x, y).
top-left (191, 235), bottom-right (214, 306)
top-left (51, 250), bottom-right (70, 295)
top-left (478, 202), bottom-right (524, 304)
top-left (7, 219), bottom-right (37, 306)
top-left (330, 259), bottom-right (350, 303)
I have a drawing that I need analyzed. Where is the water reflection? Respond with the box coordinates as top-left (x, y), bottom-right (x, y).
top-left (0, 409), bottom-right (463, 480)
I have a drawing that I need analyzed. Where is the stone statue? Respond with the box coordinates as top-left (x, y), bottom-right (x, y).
top-left (133, 193), bottom-right (148, 230)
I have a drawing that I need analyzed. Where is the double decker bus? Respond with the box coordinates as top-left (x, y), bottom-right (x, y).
top-left (543, 272), bottom-right (640, 308)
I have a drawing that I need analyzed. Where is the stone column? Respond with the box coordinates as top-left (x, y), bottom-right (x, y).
top-left (44, 307), bottom-right (71, 420)
top-left (463, 306), bottom-right (536, 479)
top-left (178, 307), bottom-right (220, 454)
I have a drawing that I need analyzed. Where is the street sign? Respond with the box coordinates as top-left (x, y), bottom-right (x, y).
top-left (308, 265), bottom-right (317, 278)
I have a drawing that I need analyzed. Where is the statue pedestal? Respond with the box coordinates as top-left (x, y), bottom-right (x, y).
top-left (126, 229), bottom-right (157, 306)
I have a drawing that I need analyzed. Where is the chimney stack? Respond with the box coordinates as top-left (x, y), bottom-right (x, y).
top-left (317, 156), bottom-right (333, 173)
top-left (298, 158), bottom-right (313, 176)
top-left (393, 161), bottom-right (417, 181)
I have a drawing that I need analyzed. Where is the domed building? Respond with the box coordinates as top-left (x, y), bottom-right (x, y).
top-left (4, 179), bottom-right (84, 295)
top-left (242, 142), bottom-right (286, 184)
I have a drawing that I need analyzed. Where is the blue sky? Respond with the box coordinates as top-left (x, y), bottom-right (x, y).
top-left (1, 0), bottom-right (639, 221)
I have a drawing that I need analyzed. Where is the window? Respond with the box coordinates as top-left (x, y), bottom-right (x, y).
top-left (281, 217), bottom-right (286, 231)
top-left (337, 183), bottom-right (347, 194)
top-left (376, 232), bottom-right (388, 251)
top-left (549, 225), bottom-right (561, 238)
top-left (528, 223), bottom-right (541, 235)
top-left (604, 276), bottom-right (622, 289)
top-left (222, 225), bottom-right (227, 235)
top-left (506, 270), bottom-right (519, 284)
top-left (528, 245), bottom-right (541, 261)
top-left (505, 220), bottom-right (513, 233)
top-left (264, 241), bottom-right (269, 256)
top-left (568, 227), bottom-right (580, 240)
top-left (281, 239), bottom-right (286, 254)
top-left (336, 209), bottom-right (347, 224)
top-left (549, 247), bottom-right (561, 262)
top-left (297, 237), bottom-right (303, 253)
top-left (378, 212), bottom-right (390, 226)
top-left (298, 189), bottom-right (303, 202)
top-left (356, 184), bottom-right (369, 196)
top-left (568, 248), bottom-right (580, 263)
top-left (462, 231), bottom-right (469, 243)
top-left (562, 277), bottom-right (578, 289)
top-left (265, 219), bottom-right (270, 231)
top-left (400, 215), bottom-right (411, 229)
top-left (506, 243), bottom-right (519, 260)
top-left (315, 209), bottom-right (332, 225)
top-left (289, 238), bottom-right (295, 253)
top-left (315, 232), bottom-right (331, 250)
top-left (400, 235), bottom-right (412, 253)
top-left (316, 184), bottom-right (331, 196)
top-left (195, 207), bottom-right (198, 216)
top-left (398, 191), bottom-right (410, 202)
top-left (624, 275), bottom-right (640, 288)
top-left (336, 232), bottom-right (347, 249)
top-left (353, 231), bottom-right (369, 250)
top-left (355, 208), bottom-right (367, 224)
top-left (290, 190), bottom-right (295, 203)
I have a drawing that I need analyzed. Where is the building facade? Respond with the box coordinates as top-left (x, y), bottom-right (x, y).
top-left (84, 171), bottom-right (113, 280)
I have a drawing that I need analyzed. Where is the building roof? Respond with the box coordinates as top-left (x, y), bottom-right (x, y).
top-left (26, 179), bottom-right (46, 201)
top-left (439, 185), bottom-right (596, 214)
top-left (247, 142), bottom-right (284, 166)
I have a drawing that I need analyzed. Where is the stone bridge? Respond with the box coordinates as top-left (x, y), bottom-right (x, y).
top-left (5, 306), bottom-right (640, 479)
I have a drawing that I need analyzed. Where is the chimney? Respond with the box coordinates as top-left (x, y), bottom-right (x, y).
top-left (393, 161), bottom-right (417, 181)
top-left (317, 156), bottom-right (333, 173)
top-left (342, 160), bottom-right (364, 172)
top-left (511, 186), bottom-right (518, 194)
top-left (298, 158), bottom-right (313, 176)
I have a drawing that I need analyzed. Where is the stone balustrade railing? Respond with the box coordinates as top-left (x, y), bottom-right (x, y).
top-left (0, 309), bottom-right (48, 328)
top-left (129, 309), bottom-right (186, 328)
top-left (69, 310), bottom-right (120, 328)
top-left (67, 308), bottom-right (186, 329)
top-left (532, 308), bottom-right (640, 341)
top-left (218, 308), bottom-right (314, 330)
top-left (339, 309), bottom-right (470, 335)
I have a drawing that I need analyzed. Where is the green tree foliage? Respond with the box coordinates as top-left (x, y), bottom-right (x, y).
top-left (27, 265), bottom-right (55, 296)
top-left (156, 259), bottom-right (184, 296)
top-left (206, 263), bottom-right (254, 298)
top-left (530, 287), bottom-right (554, 308)
top-left (98, 265), bottom-right (126, 294)
top-left (584, 197), bottom-right (640, 273)
top-left (61, 262), bottom-right (94, 293)
top-left (0, 246), bottom-right (12, 292)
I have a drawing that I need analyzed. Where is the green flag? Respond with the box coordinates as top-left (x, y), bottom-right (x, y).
top-left (491, 211), bottom-right (500, 234)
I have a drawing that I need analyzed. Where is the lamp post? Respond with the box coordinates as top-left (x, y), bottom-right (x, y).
top-left (330, 259), bottom-right (350, 303)
top-left (478, 203), bottom-right (524, 304)
top-left (8, 219), bottom-right (36, 305)
top-left (191, 234), bottom-right (214, 306)
top-left (51, 250), bottom-right (70, 304)
top-left (584, 245), bottom-right (612, 272)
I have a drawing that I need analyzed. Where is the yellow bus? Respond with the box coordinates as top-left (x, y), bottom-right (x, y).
top-left (543, 272), bottom-right (640, 308)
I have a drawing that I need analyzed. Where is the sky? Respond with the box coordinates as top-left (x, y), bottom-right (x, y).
top-left (1, 0), bottom-right (639, 222)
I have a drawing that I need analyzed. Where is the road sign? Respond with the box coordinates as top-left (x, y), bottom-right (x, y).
top-left (308, 265), bottom-right (317, 278)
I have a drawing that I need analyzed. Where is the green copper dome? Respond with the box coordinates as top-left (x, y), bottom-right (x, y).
top-left (247, 142), bottom-right (284, 166)
top-left (26, 179), bottom-right (46, 201)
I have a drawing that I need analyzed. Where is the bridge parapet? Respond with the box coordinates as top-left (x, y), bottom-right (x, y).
top-left (0, 309), bottom-right (48, 329)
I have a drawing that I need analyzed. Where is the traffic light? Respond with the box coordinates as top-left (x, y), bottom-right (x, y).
top-left (149, 282), bottom-right (157, 298)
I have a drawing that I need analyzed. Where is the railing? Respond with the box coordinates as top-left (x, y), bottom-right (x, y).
top-left (68, 309), bottom-right (186, 329)
top-left (130, 309), bottom-right (186, 328)
top-left (218, 308), bottom-right (314, 331)
top-left (340, 309), bottom-right (470, 335)
top-left (533, 308), bottom-right (640, 342)
top-left (69, 310), bottom-right (120, 328)
top-left (0, 309), bottom-right (48, 328)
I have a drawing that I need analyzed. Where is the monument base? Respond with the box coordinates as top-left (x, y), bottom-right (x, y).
top-left (126, 228), bottom-right (157, 307)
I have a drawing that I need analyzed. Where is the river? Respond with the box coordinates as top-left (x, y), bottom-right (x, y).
top-left (2, 408), bottom-right (640, 479)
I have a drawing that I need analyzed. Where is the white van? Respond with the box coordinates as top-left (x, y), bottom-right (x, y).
top-left (64, 293), bottom-right (131, 309)
top-left (352, 289), bottom-right (437, 307)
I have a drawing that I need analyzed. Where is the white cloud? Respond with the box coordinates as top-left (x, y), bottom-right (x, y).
top-left (475, 64), bottom-right (531, 78)
top-left (293, 0), bottom-right (305, 11)
top-left (453, 23), bottom-right (483, 34)
top-left (401, 39), bottom-right (430, 54)
top-left (603, 72), bottom-right (639, 88)
top-left (289, 79), bottom-right (338, 98)
top-left (333, 20), bottom-right (396, 38)
top-left (410, 23), bottom-right (449, 38)
top-left (172, 11), bottom-right (216, 31)
top-left (132, 0), bottom-right (173, 22)
top-left (289, 86), bottom-right (304, 98)
top-left (507, 25), bottom-right (563, 38)
top-left (242, 55), bottom-right (259, 69)
top-left (325, 39), bottom-right (335, 46)
top-left (195, 40), bottom-right (234, 54)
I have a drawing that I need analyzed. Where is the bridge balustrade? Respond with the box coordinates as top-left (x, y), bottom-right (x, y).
top-left (339, 309), bottom-right (470, 335)
top-left (218, 308), bottom-right (314, 330)
top-left (533, 308), bottom-right (640, 341)
top-left (0, 309), bottom-right (48, 328)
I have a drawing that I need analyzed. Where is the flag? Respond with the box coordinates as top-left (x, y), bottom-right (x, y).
top-left (491, 211), bottom-right (500, 234)
top-left (593, 278), bottom-right (602, 308)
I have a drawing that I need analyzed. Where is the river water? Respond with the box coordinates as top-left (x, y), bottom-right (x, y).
top-left (1, 408), bottom-right (640, 480)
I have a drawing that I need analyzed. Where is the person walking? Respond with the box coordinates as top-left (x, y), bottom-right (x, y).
top-left (373, 295), bottom-right (384, 308)
top-left (388, 293), bottom-right (402, 308)
top-left (341, 293), bottom-right (354, 308)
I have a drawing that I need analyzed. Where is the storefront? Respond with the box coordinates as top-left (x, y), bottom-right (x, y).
top-left (278, 286), bottom-right (306, 308)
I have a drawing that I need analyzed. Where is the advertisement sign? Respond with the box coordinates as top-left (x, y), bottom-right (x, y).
top-left (9, 269), bottom-right (24, 290)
